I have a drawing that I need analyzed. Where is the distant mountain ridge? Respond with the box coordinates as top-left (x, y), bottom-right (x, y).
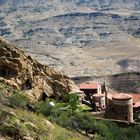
top-left (0, 0), bottom-right (140, 77)
top-left (1, 0), bottom-right (140, 11)
top-left (76, 0), bottom-right (140, 9)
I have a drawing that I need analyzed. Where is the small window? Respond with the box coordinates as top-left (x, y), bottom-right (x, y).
top-left (125, 116), bottom-right (128, 121)
top-left (110, 107), bottom-right (115, 112)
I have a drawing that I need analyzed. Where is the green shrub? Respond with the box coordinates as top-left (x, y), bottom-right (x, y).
top-left (9, 91), bottom-right (28, 109)
top-left (68, 112), bottom-right (98, 135)
top-left (1, 122), bottom-right (27, 139)
top-left (0, 113), bottom-right (27, 140)
top-left (64, 94), bottom-right (80, 114)
top-left (55, 111), bottom-right (70, 128)
top-left (36, 99), bottom-right (55, 116)
top-left (36, 101), bottom-right (50, 116)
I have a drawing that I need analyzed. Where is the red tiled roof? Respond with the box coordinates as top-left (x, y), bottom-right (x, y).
top-left (105, 92), bottom-right (140, 108)
top-left (133, 101), bottom-right (140, 108)
top-left (107, 93), bottom-right (112, 100)
top-left (130, 94), bottom-right (140, 104)
top-left (93, 93), bottom-right (105, 98)
top-left (112, 93), bottom-right (132, 100)
top-left (129, 93), bottom-right (140, 108)
top-left (80, 83), bottom-right (100, 89)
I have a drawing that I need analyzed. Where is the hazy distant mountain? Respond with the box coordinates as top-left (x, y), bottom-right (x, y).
top-left (0, 0), bottom-right (140, 77)
top-left (1, 0), bottom-right (140, 10)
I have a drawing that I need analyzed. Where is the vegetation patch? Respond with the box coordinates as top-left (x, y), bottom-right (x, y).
top-left (0, 82), bottom-right (140, 140)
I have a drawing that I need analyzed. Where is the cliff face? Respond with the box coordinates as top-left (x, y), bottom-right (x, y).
top-left (107, 72), bottom-right (140, 93)
top-left (72, 72), bottom-right (140, 93)
top-left (0, 37), bottom-right (77, 99)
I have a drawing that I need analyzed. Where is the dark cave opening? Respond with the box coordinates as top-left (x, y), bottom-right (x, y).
top-left (22, 79), bottom-right (32, 90)
top-left (0, 65), bottom-right (16, 78)
top-left (41, 92), bottom-right (48, 101)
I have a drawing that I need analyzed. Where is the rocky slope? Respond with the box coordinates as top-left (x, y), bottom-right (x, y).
top-left (0, 37), bottom-right (77, 100)
top-left (97, 72), bottom-right (140, 93)
top-left (0, 82), bottom-right (88, 140)
top-left (107, 72), bottom-right (140, 93)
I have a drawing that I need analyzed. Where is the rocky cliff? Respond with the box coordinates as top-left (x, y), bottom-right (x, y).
top-left (0, 37), bottom-right (77, 100)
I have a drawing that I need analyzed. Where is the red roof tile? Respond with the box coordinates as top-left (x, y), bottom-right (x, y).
top-left (107, 93), bottom-right (112, 100)
top-left (130, 94), bottom-right (140, 104)
top-left (80, 83), bottom-right (100, 89)
top-left (112, 93), bottom-right (132, 100)
top-left (105, 92), bottom-right (140, 107)
top-left (133, 101), bottom-right (140, 108)
top-left (93, 93), bottom-right (105, 98)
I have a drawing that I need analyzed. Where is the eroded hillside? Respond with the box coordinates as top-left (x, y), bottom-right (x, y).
top-left (0, 0), bottom-right (140, 76)
top-left (0, 37), bottom-right (77, 100)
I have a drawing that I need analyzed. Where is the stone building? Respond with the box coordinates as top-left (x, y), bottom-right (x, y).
top-left (130, 93), bottom-right (140, 112)
top-left (106, 93), bottom-right (133, 123)
top-left (80, 83), bottom-right (101, 94)
top-left (92, 93), bottom-right (105, 111)
top-left (80, 83), bottom-right (104, 110)
top-left (80, 82), bottom-right (140, 123)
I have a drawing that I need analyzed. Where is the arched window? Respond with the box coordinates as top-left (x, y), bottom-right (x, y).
top-left (110, 107), bottom-right (115, 112)
top-left (125, 116), bottom-right (128, 121)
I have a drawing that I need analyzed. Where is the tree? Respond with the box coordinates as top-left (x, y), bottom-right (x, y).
top-left (64, 94), bottom-right (80, 113)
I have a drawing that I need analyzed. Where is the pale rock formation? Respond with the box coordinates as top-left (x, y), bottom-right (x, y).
top-left (0, 37), bottom-right (78, 100)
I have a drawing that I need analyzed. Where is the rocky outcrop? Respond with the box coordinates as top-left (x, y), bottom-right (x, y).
top-left (117, 59), bottom-right (140, 72)
top-left (99, 72), bottom-right (140, 93)
top-left (107, 72), bottom-right (140, 93)
top-left (0, 37), bottom-right (77, 100)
